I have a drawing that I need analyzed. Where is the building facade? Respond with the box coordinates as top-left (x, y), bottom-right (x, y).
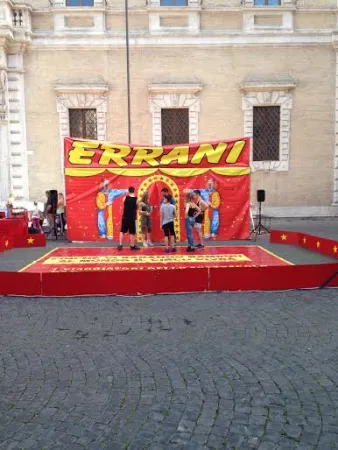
top-left (0, 0), bottom-right (337, 216)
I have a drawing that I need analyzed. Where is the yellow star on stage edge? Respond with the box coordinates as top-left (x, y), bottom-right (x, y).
top-left (27, 237), bottom-right (35, 245)
top-left (303, 237), bottom-right (307, 244)
top-left (5, 240), bottom-right (9, 247)
top-left (316, 241), bottom-right (321, 248)
top-left (280, 234), bottom-right (287, 241)
top-left (333, 246), bottom-right (337, 253)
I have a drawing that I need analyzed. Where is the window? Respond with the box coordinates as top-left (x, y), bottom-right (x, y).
top-left (160, 0), bottom-right (188, 6)
top-left (254, 0), bottom-right (280, 5)
top-left (161, 108), bottom-right (189, 145)
top-left (66, 0), bottom-right (94, 6)
top-left (69, 109), bottom-right (97, 139)
top-left (253, 106), bottom-right (280, 161)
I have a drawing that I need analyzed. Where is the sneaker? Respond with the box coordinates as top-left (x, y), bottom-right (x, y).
top-left (195, 244), bottom-right (204, 249)
top-left (171, 247), bottom-right (177, 253)
top-left (147, 241), bottom-right (154, 247)
top-left (117, 245), bottom-right (123, 251)
top-left (186, 246), bottom-right (195, 252)
top-left (130, 246), bottom-right (140, 251)
top-left (142, 241), bottom-right (148, 247)
top-left (164, 248), bottom-right (170, 253)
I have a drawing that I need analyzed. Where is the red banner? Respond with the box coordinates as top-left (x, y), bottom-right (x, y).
top-left (64, 138), bottom-right (250, 242)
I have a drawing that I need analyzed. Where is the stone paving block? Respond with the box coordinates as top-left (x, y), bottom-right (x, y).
top-left (1, 290), bottom-right (338, 450)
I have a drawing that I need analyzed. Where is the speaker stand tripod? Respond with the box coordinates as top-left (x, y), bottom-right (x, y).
top-left (250, 201), bottom-right (270, 237)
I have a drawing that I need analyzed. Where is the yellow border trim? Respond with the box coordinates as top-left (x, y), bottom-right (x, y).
top-left (256, 245), bottom-right (293, 265)
top-left (18, 245), bottom-right (291, 272)
top-left (65, 167), bottom-right (250, 178)
top-left (18, 247), bottom-right (60, 272)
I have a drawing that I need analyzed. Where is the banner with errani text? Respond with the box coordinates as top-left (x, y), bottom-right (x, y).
top-left (64, 138), bottom-right (250, 242)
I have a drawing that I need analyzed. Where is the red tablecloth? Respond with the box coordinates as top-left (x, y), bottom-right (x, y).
top-left (0, 217), bottom-right (28, 244)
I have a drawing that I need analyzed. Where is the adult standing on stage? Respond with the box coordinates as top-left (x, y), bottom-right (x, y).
top-left (193, 190), bottom-right (208, 249)
top-left (184, 192), bottom-right (201, 252)
top-left (139, 190), bottom-right (153, 247)
top-left (161, 187), bottom-right (176, 205)
top-left (117, 187), bottom-right (140, 251)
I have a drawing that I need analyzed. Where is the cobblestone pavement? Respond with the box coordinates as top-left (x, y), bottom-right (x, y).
top-left (1, 290), bottom-right (338, 449)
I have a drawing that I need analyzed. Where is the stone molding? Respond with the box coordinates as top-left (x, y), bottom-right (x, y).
top-left (149, 0), bottom-right (199, 7)
top-left (148, 83), bottom-right (202, 146)
top-left (334, 50), bottom-right (338, 205)
top-left (54, 83), bottom-right (109, 177)
top-left (241, 77), bottom-right (295, 172)
top-left (243, 0), bottom-right (294, 6)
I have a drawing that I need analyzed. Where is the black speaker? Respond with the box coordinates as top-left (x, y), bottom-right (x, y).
top-left (49, 190), bottom-right (58, 214)
top-left (257, 189), bottom-right (265, 203)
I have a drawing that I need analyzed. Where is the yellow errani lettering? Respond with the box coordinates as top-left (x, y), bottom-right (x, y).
top-left (99, 144), bottom-right (131, 167)
top-left (131, 147), bottom-right (163, 166)
top-left (68, 141), bottom-right (98, 165)
top-left (225, 140), bottom-right (246, 164)
top-left (160, 146), bottom-right (189, 165)
top-left (191, 142), bottom-right (228, 165)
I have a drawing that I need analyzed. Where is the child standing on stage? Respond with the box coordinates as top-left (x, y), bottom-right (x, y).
top-left (117, 187), bottom-right (140, 251)
top-left (160, 195), bottom-right (176, 253)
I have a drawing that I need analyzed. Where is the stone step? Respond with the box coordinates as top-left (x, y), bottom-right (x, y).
top-left (10, 130), bottom-right (20, 134)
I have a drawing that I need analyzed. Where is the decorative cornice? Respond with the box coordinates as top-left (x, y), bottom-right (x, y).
top-left (148, 83), bottom-right (203, 95)
top-left (54, 82), bottom-right (109, 94)
top-left (240, 76), bottom-right (296, 93)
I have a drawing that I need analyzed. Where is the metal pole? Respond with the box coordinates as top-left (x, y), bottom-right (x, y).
top-left (125, 0), bottom-right (131, 143)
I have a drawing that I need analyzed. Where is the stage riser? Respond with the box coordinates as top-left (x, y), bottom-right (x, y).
top-left (1, 264), bottom-right (338, 296)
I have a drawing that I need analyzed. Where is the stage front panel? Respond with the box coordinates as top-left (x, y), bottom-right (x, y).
top-left (21, 246), bottom-right (291, 273)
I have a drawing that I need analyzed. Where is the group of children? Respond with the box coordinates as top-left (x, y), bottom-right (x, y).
top-left (29, 191), bottom-right (66, 235)
top-left (118, 186), bottom-right (209, 252)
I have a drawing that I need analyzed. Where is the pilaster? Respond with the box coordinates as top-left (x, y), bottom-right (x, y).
top-left (7, 53), bottom-right (29, 200)
top-left (334, 49), bottom-right (338, 205)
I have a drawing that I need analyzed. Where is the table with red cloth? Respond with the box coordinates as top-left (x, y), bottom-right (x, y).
top-left (0, 216), bottom-right (28, 246)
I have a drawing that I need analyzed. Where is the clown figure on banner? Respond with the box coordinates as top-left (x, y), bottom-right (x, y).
top-left (96, 179), bottom-right (128, 240)
top-left (191, 178), bottom-right (221, 239)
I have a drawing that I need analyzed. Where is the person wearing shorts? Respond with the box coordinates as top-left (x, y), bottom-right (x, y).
top-left (117, 187), bottom-right (140, 251)
top-left (160, 195), bottom-right (176, 254)
top-left (139, 190), bottom-right (153, 247)
top-left (193, 190), bottom-right (208, 249)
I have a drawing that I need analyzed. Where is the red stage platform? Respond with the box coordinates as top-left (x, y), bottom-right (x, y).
top-left (20, 246), bottom-right (291, 273)
top-left (1, 232), bottom-right (338, 296)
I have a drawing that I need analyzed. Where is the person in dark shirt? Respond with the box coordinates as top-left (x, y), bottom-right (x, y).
top-left (160, 187), bottom-right (176, 205)
top-left (117, 187), bottom-right (140, 251)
